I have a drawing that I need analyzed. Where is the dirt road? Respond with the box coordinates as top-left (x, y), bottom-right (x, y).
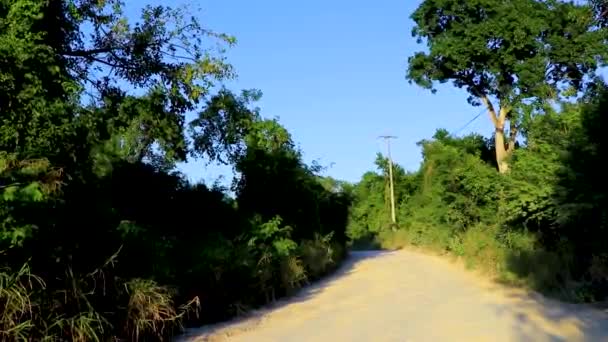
top-left (179, 250), bottom-right (608, 342)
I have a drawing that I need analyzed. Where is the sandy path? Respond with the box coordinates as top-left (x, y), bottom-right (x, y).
top-left (179, 250), bottom-right (608, 342)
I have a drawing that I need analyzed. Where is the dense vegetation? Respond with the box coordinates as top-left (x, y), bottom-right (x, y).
top-left (3, 0), bottom-right (608, 340)
top-left (0, 1), bottom-right (350, 340)
top-left (348, 0), bottom-right (608, 302)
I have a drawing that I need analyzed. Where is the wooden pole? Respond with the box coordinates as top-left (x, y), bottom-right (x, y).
top-left (379, 135), bottom-right (397, 224)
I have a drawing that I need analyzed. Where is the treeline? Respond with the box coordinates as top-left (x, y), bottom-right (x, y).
top-left (0, 1), bottom-right (349, 341)
top-left (348, 0), bottom-right (608, 302)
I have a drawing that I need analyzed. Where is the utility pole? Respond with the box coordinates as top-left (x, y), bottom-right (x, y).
top-left (379, 135), bottom-right (397, 224)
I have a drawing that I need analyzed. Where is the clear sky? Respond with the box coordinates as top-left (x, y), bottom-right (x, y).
top-left (127, 0), bottom-right (494, 185)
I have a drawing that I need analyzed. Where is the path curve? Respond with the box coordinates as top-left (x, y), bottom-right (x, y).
top-left (180, 250), bottom-right (608, 342)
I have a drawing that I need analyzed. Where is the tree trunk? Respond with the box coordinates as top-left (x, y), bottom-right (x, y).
top-left (494, 128), bottom-right (510, 173)
top-left (481, 96), bottom-right (513, 174)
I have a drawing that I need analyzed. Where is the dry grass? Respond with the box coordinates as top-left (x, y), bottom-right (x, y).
top-left (0, 264), bottom-right (44, 342)
top-left (280, 256), bottom-right (307, 293)
top-left (124, 278), bottom-right (199, 341)
top-left (48, 311), bottom-right (109, 342)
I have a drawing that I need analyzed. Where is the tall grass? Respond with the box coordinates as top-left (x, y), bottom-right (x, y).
top-left (48, 311), bottom-right (109, 342)
top-left (0, 250), bottom-right (203, 341)
top-left (0, 264), bottom-right (43, 341)
top-left (124, 279), bottom-right (199, 341)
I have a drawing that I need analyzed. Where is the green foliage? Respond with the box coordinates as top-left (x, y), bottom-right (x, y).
top-left (346, 154), bottom-right (418, 244)
top-left (347, 171), bottom-right (390, 241)
top-left (503, 106), bottom-right (578, 229)
top-left (300, 232), bottom-right (337, 279)
top-left (375, 229), bottom-right (411, 251)
top-left (0, 1), bottom-right (351, 340)
top-left (350, 84), bottom-right (608, 301)
top-left (342, 0), bottom-right (608, 302)
top-left (408, 0), bottom-right (606, 103)
top-left (407, 0), bottom-right (608, 173)
top-left (190, 88), bottom-right (262, 164)
top-left (0, 153), bottom-right (58, 250)
top-left (8, 0), bottom-right (608, 339)
top-left (248, 216), bottom-right (298, 263)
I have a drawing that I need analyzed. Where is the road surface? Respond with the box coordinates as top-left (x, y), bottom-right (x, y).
top-left (179, 250), bottom-right (608, 342)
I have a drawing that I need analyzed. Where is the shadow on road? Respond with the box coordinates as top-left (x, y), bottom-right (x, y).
top-left (178, 250), bottom-right (391, 341)
top-left (495, 289), bottom-right (608, 341)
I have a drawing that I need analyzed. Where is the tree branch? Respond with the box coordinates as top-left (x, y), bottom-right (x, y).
top-left (498, 105), bottom-right (511, 128)
top-left (62, 47), bottom-right (122, 57)
top-left (480, 95), bottom-right (499, 128)
top-left (82, 55), bottom-right (122, 69)
top-left (160, 50), bottom-right (197, 62)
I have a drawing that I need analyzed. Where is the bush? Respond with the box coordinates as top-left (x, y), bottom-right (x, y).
top-left (0, 133), bottom-right (351, 340)
top-left (124, 279), bottom-right (197, 341)
top-left (0, 1), bottom-right (353, 339)
top-left (460, 225), bottom-right (503, 272)
top-left (375, 229), bottom-right (410, 250)
top-left (280, 256), bottom-right (308, 294)
top-left (300, 233), bottom-right (336, 279)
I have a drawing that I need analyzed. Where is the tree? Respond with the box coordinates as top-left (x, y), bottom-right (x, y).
top-left (190, 88), bottom-right (262, 165)
top-left (0, 1), bottom-right (355, 340)
top-left (0, 0), bottom-right (235, 170)
top-left (407, 0), bottom-right (607, 173)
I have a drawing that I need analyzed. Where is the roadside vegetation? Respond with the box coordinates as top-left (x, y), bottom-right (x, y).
top-left (0, 1), bottom-right (349, 340)
top-left (3, 0), bottom-right (608, 340)
top-left (347, 0), bottom-right (608, 303)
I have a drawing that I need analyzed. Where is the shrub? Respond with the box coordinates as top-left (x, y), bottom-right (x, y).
top-left (279, 256), bottom-right (307, 294)
top-left (300, 232), bottom-right (336, 279)
top-left (375, 229), bottom-right (410, 250)
top-left (123, 279), bottom-right (197, 341)
top-left (460, 225), bottom-right (503, 273)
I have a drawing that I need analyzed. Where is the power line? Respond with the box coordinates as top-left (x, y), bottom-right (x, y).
top-left (452, 108), bottom-right (486, 136)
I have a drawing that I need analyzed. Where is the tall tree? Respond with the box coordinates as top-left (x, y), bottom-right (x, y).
top-left (407, 0), bottom-right (607, 173)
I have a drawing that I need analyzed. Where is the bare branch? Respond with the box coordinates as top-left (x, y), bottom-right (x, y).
top-left (160, 50), bottom-right (197, 62)
top-left (81, 55), bottom-right (122, 69)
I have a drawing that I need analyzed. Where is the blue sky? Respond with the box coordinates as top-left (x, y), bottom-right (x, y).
top-left (127, 0), bottom-right (494, 185)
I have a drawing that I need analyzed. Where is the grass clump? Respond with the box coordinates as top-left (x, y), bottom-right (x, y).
top-left (124, 279), bottom-right (197, 341)
top-left (0, 264), bottom-right (43, 341)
